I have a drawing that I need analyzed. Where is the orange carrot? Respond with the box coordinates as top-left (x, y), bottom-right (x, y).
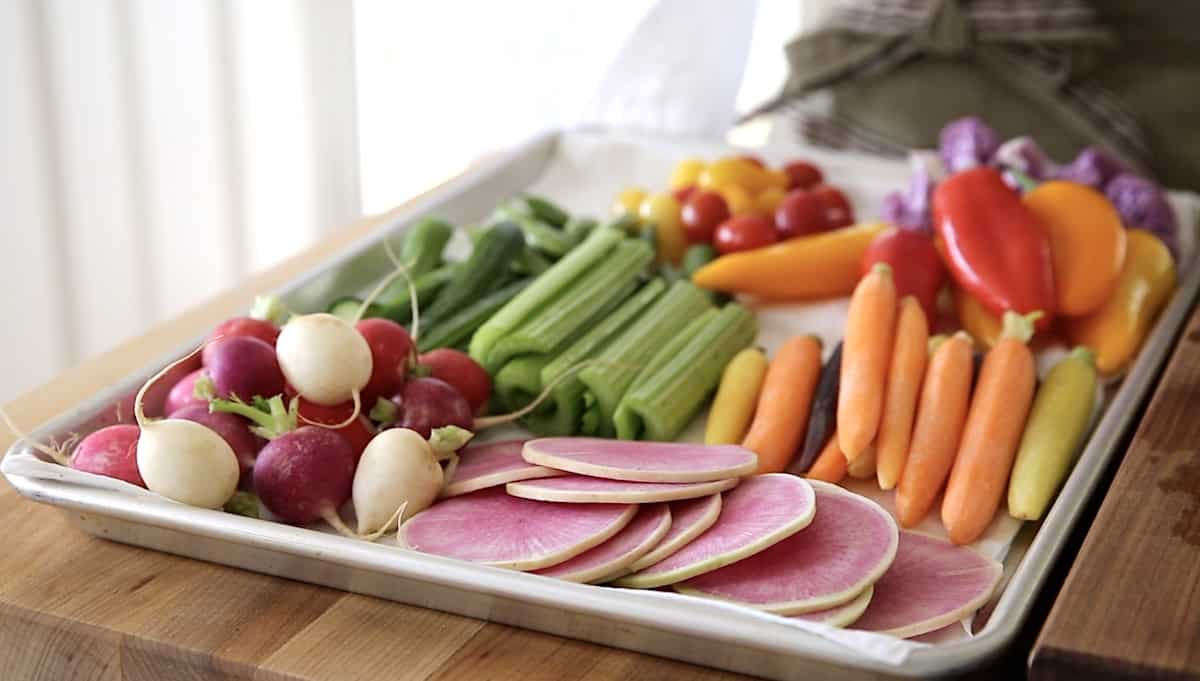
top-left (806, 431), bottom-right (847, 483)
top-left (838, 263), bottom-right (897, 461)
top-left (742, 335), bottom-right (823, 473)
top-left (876, 297), bottom-right (930, 490)
top-left (846, 443), bottom-right (878, 479)
top-left (942, 312), bottom-right (1039, 544)
top-left (895, 331), bottom-right (974, 528)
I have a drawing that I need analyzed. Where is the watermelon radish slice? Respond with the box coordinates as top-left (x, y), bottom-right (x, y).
top-left (534, 504), bottom-right (672, 584)
top-left (522, 438), bottom-right (757, 483)
top-left (442, 439), bottom-right (562, 498)
top-left (626, 494), bottom-right (723, 573)
top-left (851, 531), bottom-right (1002, 639)
top-left (506, 475), bottom-right (738, 504)
top-left (789, 586), bottom-right (873, 629)
top-left (613, 474), bottom-right (815, 589)
top-left (398, 487), bottom-right (636, 571)
top-left (676, 481), bottom-right (897, 614)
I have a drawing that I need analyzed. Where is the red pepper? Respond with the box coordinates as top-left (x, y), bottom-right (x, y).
top-left (932, 167), bottom-right (1056, 329)
top-left (861, 228), bottom-right (945, 322)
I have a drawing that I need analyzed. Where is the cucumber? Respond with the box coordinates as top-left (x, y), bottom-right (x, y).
top-left (564, 217), bottom-right (598, 246)
top-left (327, 296), bottom-right (380, 323)
top-left (518, 194), bottom-right (569, 228)
top-left (417, 277), bottom-right (532, 353)
top-left (399, 218), bottom-right (453, 276)
top-left (494, 205), bottom-right (572, 257)
top-left (377, 265), bottom-right (456, 324)
top-left (421, 221), bottom-right (525, 328)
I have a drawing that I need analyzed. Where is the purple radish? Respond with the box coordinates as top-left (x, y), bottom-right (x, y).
top-left (71, 424), bottom-right (144, 487)
top-left (627, 494), bottom-right (723, 572)
top-left (253, 425), bottom-right (356, 527)
top-left (535, 503), bottom-right (672, 584)
top-left (441, 439), bottom-right (562, 498)
top-left (203, 336), bottom-right (286, 401)
top-left (164, 368), bottom-right (209, 415)
top-left (506, 475), bottom-right (738, 504)
top-left (522, 438), bottom-right (758, 483)
top-left (790, 586), bottom-right (874, 629)
top-left (388, 377), bottom-right (472, 438)
top-left (167, 405), bottom-right (263, 481)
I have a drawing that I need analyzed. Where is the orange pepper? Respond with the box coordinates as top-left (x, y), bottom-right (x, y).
top-left (691, 222), bottom-right (887, 300)
top-left (953, 286), bottom-right (1003, 349)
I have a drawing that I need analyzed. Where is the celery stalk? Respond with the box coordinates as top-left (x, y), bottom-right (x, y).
top-left (492, 355), bottom-right (548, 414)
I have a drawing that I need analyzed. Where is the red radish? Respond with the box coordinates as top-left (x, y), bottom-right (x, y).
top-left (276, 313), bottom-right (372, 407)
top-left (676, 481), bottom-right (898, 614)
top-left (71, 424), bottom-right (144, 487)
top-left (506, 475), bottom-right (738, 504)
top-left (297, 398), bottom-right (374, 460)
top-left (398, 487), bottom-right (637, 570)
top-left (614, 474), bottom-right (815, 589)
top-left (253, 425), bottom-right (356, 526)
top-left (202, 316), bottom-right (279, 366)
top-left (521, 438), bottom-right (757, 483)
top-left (417, 349), bottom-right (491, 414)
top-left (386, 377), bottom-right (473, 438)
top-left (775, 190), bottom-right (828, 239)
top-left (535, 504), bottom-right (672, 584)
top-left (790, 586), bottom-right (873, 629)
top-left (441, 439), bottom-right (561, 498)
top-left (851, 531), bottom-right (1002, 638)
top-left (134, 347), bottom-right (241, 509)
top-left (355, 318), bottom-right (413, 404)
top-left (783, 160), bottom-right (823, 189)
top-left (627, 494), bottom-right (722, 572)
top-left (202, 336), bottom-right (286, 401)
top-left (164, 368), bottom-right (209, 415)
top-left (167, 405), bottom-right (262, 481)
top-left (351, 426), bottom-right (470, 535)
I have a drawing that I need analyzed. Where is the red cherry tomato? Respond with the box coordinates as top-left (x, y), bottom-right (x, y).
top-left (681, 190), bottom-right (731, 244)
top-left (418, 348), bottom-right (491, 415)
top-left (782, 161), bottom-right (823, 190)
top-left (354, 318), bottom-right (413, 404)
top-left (202, 317), bottom-right (279, 366)
top-left (774, 190), bottom-right (828, 239)
top-left (296, 398), bottom-right (376, 461)
top-left (738, 154), bottom-right (766, 169)
top-left (713, 215), bottom-right (777, 255)
top-left (672, 185), bottom-right (697, 204)
top-left (861, 228), bottom-right (946, 322)
top-left (811, 184), bottom-right (852, 217)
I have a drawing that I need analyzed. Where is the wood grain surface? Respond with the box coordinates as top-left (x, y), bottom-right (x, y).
top-left (1030, 307), bottom-right (1200, 681)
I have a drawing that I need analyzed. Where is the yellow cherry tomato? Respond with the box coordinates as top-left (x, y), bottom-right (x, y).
top-left (670, 158), bottom-right (706, 190)
top-left (720, 185), bottom-right (762, 217)
top-left (639, 193), bottom-right (687, 265)
top-left (765, 169), bottom-right (790, 191)
top-left (613, 187), bottom-right (648, 218)
top-left (699, 157), bottom-right (767, 193)
top-left (757, 186), bottom-right (787, 214)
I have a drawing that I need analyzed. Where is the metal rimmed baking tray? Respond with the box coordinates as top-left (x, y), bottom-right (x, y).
top-left (5, 130), bottom-right (1199, 680)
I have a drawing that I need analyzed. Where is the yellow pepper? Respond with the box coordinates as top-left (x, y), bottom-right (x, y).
top-left (699, 157), bottom-right (769, 193)
top-left (1023, 181), bottom-right (1126, 316)
top-left (692, 222), bottom-right (887, 300)
top-left (670, 158), bottom-right (706, 189)
top-left (704, 347), bottom-right (769, 445)
top-left (1064, 229), bottom-right (1176, 375)
top-left (638, 192), bottom-right (687, 266)
top-left (612, 187), bottom-right (647, 219)
top-left (764, 169), bottom-right (790, 191)
top-left (954, 286), bottom-right (1003, 349)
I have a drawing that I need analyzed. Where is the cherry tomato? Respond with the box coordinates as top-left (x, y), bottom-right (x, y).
top-left (669, 158), bottom-right (705, 189)
top-left (774, 190), bottom-right (828, 239)
top-left (719, 185), bottom-right (760, 217)
top-left (783, 160), bottom-right (823, 190)
top-left (418, 348), bottom-right (491, 415)
top-left (355, 318), bottom-right (413, 405)
top-left (713, 215), bottom-right (777, 255)
top-left (672, 185), bottom-right (697, 204)
top-left (811, 184), bottom-right (852, 216)
top-left (681, 190), bottom-right (731, 244)
top-left (738, 154), bottom-right (766, 169)
top-left (757, 186), bottom-right (787, 215)
top-left (639, 193), bottom-right (687, 265)
top-left (824, 209), bottom-right (855, 230)
top-left (612, 187), bottom-right (647, 218)
top-left (699, 158), bottom-right (768, 193)
top-left (764, 169), bottom-right (790, 191)
top-left (861, 228), bottom-right (946, 322)
top-left (297, 398), bottom-right (375, 460)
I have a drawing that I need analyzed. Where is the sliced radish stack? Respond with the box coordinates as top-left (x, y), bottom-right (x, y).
top-left (398, 487), bottom-right (636, 571)
top-left (850, 530), bottom-right (1002, 639)
top-left (507, 475), bottom-right (737, 504)
top-left (789, 586), bottom-right (873, 629)
top-left (441, 439), bottom-right (562, 498)
top-left (614, 474), bottom-right (815, 589)
top-left (534, 504), bottom-right (672, 584)
top-left (522, 438), bottom-right (757, 483)
top-left (626, 494), bottom-right (723, 573)
top-left (676, 481), bottom-right (897, 614)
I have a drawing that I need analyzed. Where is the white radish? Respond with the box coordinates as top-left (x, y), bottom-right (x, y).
top-left (276, 313), bottom-right (373, 407)
top-left (352, 426), bottom-right (470, 535)
top-left (135, 347), bottom-right (240, 509)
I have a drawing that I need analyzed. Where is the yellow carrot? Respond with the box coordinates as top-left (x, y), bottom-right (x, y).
top-left (942, 312), bottom-right (1039, 544)
top-left (876, 297), bottom-right (930, 490)
top-left (838, 263), bottom-right (897, 460)
top-left (846, 443), bottom-right (878, 479)
top-left (895, 332), bottom-right (973, 528)
top-left (704, 348), bottom-right (769, 445)
top-left (806, 431), bottom-right (847, 483)
top-left (742, 335), bottom-right (823, 473)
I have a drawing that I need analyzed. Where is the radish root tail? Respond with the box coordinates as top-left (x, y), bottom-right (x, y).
top-left (0, 407), bottom-right (72, 466)
top-left (474, 359), bottom-right (619, 429)
top-left (320, 501), bottom-right (407, 542)
top-left (440, 453), bottom-right (460, 495)
top-left (135, 344), bottom-right (209, 427)
top-left (298, 390), bottom-right (363, 430)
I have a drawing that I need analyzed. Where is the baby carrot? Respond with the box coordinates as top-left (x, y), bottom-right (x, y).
top-left (876, 297), bottom-right (930, 490)
top-left (895, 331), bottom-right (974, 528)
top-left (838, 263), bottom-right (897, 461)
top-left (704, 348), bottom-right (769, 445)
top-left (941, 312), bottom-right (1039, 544)
top-left (847, 443), bottom-right (878, 480)
top-left (806, 431), bottom-right (847, 483)
top-left (742, 335), bottom-right (823, 473)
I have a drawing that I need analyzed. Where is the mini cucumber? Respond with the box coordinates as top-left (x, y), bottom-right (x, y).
top-left (417, 277), bottom-right (531, 353)
top-left (422, 221), bottom-right (525, 328)
top-left (327, 297), bottom-right (367, 323)
top-left (377, 265), bottom-right (457, 324)
top-left (518, 194), bottom-right (570, 228)
top-left (398, 217), bottom-right (454, 276)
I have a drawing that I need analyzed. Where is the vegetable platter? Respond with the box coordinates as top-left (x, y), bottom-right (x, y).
top-left (4, 129), bottom-right (1199, 681)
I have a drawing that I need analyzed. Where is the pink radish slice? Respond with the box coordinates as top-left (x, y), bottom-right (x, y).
top-left (613, 474), bottom-right (815, 589)
top-left (441, 439), bottom-right (562, 498)
top-left (790, 586), bottom-right (873, 629)
top-left (522, 438), bottom-right (757, 483)
top-left (398, 487), bottom-right (637, 571)
top-left (507, 475), bottom-right (737, 504)
top-left (535, 503), bottom-right (672, 584)
top-left (676, 481), bottom-right (897, 614)
top-left (626, 494), bottom-right (722, 573)
top-left (850, 531), bottom-right (1002, 639)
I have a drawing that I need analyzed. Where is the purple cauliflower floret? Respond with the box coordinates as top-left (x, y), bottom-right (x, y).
top-left (1055, 147), bottom-right (1135, 190)
top-left (939, 117), bottom-right (1000, 173)
top-left (883, 151), bottom-right (945, 233)
top-left (991, 136), bottom-right (1058, 184)
top-left (1106, 173), bottom-right (1179, 260)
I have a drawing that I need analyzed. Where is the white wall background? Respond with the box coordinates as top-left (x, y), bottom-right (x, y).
top-left (0, 0), bottom-right (825, 403)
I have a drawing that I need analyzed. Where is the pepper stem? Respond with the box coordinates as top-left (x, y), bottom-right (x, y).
top-left (1068, 345), bottom-right (1096, 366)
top-left (1001, 310), bottom-right (1042, 344)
